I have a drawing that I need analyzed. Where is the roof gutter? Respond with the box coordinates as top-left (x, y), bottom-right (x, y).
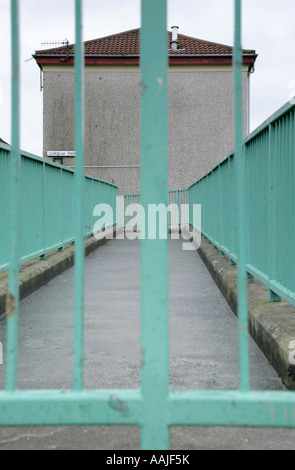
top-left (33, 52), bottom-right (257, 72)
top-left (33, 53), bottom-right (256, 58)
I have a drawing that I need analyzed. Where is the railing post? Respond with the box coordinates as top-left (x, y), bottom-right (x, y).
top-left (177, 190), bottom-right (180, 225)
top-left (39, 160), bottom-right (47, 260)
top-left (60, 168), bottom-right (64, 246)
top-left (73, 0), bottom-right (85, 392)
top-left (234, 0), bottom-right (250, 392)
top-left (6, 0), bottom-right (21, 392)
top-left (268, 122), bottom-right (281, 303)
top-left (140, 0), bottom-right (169, 450)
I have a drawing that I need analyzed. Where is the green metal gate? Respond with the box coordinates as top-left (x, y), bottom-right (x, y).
top-left (1, 0), bottom-right (295, 450)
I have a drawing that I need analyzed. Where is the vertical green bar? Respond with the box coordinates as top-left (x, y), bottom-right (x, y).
top-left (140, 0), bottom-right (169, 450)
top-left (234, 0), bottom-right (250, 391)
top-left (73, 0), bottom-right (85, 391)
top-left (177, 191), bottom-right (180, 225)
top-left (268, 123), bottom-right (276, 283)
top-left (6, 0), bottom-right (21, 392)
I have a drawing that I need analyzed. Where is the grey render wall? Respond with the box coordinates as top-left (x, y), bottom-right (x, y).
top-left (168, 70), bottom-right (248, 190)
top-left (43, 66), bottom-right (249, 194)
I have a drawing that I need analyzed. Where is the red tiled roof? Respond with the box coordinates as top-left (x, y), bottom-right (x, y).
top-left (34, 28), bottom-right (255, 57)
top-left (0, 138), bottom-right (8, 145)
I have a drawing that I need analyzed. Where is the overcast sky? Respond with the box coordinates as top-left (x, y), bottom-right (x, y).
top-left (1, 0), bottom-right (295, 156)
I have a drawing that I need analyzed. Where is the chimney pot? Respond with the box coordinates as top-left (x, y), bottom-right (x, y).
top-left (171, 26), bottom-right (179, 51)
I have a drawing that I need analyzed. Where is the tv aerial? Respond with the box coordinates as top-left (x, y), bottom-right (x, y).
top-left (41, 38), bottom-right (70, 63)
top-left (41, 38), bottom-right (70, 48)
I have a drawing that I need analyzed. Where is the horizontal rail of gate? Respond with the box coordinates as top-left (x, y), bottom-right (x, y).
top-left (0, 142), bottom-right (117, 273)
top-left (189, 98), bottom-right (295, 308)
top-left (1, 0), bottom-right (295, 452)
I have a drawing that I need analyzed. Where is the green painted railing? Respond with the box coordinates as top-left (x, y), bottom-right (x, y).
top-left (0, 142), bottom-right (117, 273)
top-left (168, 189), bottom-right (189, 226)
top-left (1, 0), bottom-right (295, 452)
top-left (123, 193), bottom-right (141, 228)
top-left (123, 190), bottom-right (189, 228)
top-left (189, 98), bottom-right (295, 309)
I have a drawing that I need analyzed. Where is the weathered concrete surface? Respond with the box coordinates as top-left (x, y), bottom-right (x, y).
top-left (0, 237), bottom-right (295, 450)
top-left (0, 226), bottom-right (121, 317)
top-left (194, 233), bottom-right (295, 390)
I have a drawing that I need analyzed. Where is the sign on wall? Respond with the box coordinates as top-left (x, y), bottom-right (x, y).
top-left (47, 151), bottom-right (76, 157)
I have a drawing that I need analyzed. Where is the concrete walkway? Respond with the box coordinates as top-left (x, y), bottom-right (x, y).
top-left (0, 237), bottom-right (295, 450)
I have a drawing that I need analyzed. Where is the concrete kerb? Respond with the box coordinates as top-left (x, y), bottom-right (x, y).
top-left (0, 225), bottom-right (123, 319)
top-left (184, 229), bottom-right (295, 390)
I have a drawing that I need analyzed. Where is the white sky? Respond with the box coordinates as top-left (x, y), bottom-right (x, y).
top-left (0, 0), bottom-right (295, 156)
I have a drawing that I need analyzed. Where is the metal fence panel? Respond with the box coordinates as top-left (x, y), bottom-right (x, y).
top-left (20, 156), bottom-right (44, 259)
top-left (44, 164), bottom-right (63, 251)
top-left (1, 0), bottom-right (295, 453)
top-left (189, 102), bottom-right (295, 308)
top-left (0, 144), bottom-right (117, 272)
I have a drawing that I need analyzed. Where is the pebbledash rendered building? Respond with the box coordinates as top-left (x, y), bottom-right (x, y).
top-left (33, 28), bottom-right (257, 195)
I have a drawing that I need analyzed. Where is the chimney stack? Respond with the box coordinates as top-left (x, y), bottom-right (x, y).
top-left (171, 26), bottom-right (179, 51)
